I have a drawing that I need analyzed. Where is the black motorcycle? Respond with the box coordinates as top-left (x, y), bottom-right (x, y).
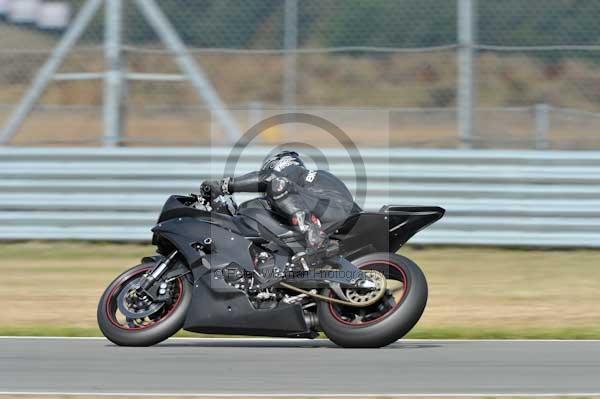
top-left (97, 191), bottom-right (444, 348)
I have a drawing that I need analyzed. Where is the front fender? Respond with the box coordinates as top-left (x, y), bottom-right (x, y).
top-left (141, 255), bottom-right (165, 264)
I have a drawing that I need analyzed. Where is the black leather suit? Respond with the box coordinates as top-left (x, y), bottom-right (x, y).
top-left (229, 161), bottom-right (357, 232)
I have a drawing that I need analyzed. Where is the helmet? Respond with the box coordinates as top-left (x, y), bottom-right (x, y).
top-left (261, 150), bottom-right (305, 172)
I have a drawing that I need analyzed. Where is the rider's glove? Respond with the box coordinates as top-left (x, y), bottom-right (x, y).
top-left (201, 178), bottom-right (230, 201)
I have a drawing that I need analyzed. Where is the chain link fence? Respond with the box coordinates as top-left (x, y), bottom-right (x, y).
top-left (1, 0), bottom-right (600, 148)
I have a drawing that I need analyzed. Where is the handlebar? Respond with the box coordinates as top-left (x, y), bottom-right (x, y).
top-left (191, 190), bottom-right (238, 216)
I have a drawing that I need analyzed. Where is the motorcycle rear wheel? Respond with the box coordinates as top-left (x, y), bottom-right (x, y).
top-left (317, 253), bottom-right (428, 348)
top-left (97, 262), bottom-right (192, 346)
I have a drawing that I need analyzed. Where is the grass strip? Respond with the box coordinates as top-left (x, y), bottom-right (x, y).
top-left (3, 325), bottom-right (600, 340)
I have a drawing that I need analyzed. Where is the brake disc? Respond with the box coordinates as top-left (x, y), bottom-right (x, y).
top-left (344, 270), bottom-right (387, 307)
top-left (117, 279), bottom-right (164, 319)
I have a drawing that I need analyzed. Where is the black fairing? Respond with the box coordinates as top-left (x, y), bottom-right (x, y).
top-left (157, 195), bottom-right (210, 223)
top-left (155, 195), bottom-right (257, 240)
top-left (330, 205), bottom-right (445, 258)
top-left (154, 196), bottom-right (444, 264)
top-left (153, 217), bottom-right (255, 271)
top-left (153, 196), bottom-right (313, 338)
top-left (183, 272), bottom-right (312, 337)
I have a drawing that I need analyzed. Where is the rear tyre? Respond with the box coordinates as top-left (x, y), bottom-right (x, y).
top-left (318, 253), bottom-right (428, 348)
top-left (97, 262), bottom-right (192, 347)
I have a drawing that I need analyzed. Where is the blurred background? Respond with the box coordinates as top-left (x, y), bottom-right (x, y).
top-left (2, 0), bottom-right (600, 148)
top-left (0, 0), bottom-right (599, 338)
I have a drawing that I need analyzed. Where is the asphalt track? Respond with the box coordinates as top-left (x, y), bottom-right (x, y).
top-left (1, 337), bottom-right (600, 397)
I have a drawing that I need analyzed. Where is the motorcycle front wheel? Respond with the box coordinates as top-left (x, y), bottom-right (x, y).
top-left (317, 253), bottom-right (428, 348)
top-left (97, 262), bottom-right (192, 346)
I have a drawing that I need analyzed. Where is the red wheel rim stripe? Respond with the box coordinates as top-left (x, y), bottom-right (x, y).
top-left (104, 267), bottom-right (185, 331)
top-left (328, 259), bottom-right (409, 327)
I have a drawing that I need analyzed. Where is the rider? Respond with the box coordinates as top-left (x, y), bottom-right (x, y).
top-left (201, 150), bottom-right (357, 254)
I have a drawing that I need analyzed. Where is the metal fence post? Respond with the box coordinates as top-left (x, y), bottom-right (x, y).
top-left (134, 0), bottom-right (241, 143)
top-left (282, 0), bottom-right (298, 110)
top-left (104, 0), bottom-right (124, 147)
top-left (457, 0), bottom-right (476, 149)
top-left (0, 0), bottom-right (104, 145)
top-left (535, 103), bottom-right (550, 150)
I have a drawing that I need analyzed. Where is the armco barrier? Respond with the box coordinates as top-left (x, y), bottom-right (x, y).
top-left (1, 147), bottom-right (599, 247)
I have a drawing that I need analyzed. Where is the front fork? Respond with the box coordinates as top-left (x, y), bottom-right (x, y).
top-left (137, 251), bottom-right (178, 297)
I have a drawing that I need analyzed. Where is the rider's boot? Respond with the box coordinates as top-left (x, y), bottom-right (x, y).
top-left (290, 211), bottom-right (333, 269)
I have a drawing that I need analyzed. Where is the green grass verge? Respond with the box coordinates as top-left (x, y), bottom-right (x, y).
top-left (406, 326), bottom-right (600, 340)
top-left (3, 243), bottom-right (599, 340)
top-left (0, 325), bottom-right (102, 337)
top-left (3, 325), bottom-right (600, 340)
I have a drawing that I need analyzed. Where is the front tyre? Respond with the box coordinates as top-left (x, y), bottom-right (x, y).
top-left (318, 253), bottom-right (428, 348)
top-left (97, 262), bottom-right (192, 346)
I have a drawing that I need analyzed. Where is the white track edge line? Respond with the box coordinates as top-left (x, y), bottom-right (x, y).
top-left (1, 392), bottom-right (600, 397)
top-left (1, 336), bottom-right (600, 343)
